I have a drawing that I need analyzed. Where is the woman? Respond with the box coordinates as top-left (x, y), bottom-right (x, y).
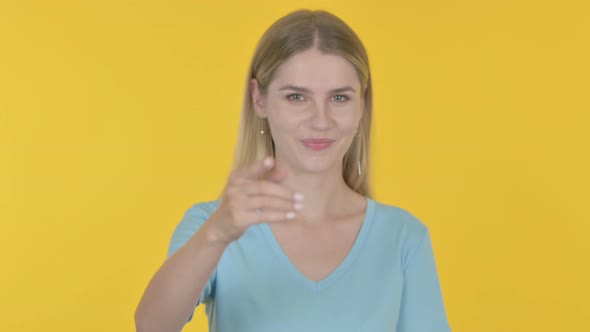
top-left (136, 9), bottom-right (451, 332)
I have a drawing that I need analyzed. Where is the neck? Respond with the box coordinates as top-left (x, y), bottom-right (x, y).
top-left (274, 156), bottom-right (356, 225)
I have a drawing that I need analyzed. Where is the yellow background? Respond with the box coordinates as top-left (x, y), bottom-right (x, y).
top-left (1, 1), bottom-right (588, 331)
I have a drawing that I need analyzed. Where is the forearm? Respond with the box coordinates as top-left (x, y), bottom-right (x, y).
top-left (135, 220), bottom-right (229, 332)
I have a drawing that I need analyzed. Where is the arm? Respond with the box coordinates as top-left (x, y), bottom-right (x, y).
top-left (135, 205), bottom-right (229, 332)
top-left (397, 227), bottom-right (452, 332)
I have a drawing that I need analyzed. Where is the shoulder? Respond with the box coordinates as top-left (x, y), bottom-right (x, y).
top-left (370, 198), bottom-right (430, 266)
top-left (371, 198), bottom-right (429, 236)
top-left (167, 198), bottom-right (222, 258)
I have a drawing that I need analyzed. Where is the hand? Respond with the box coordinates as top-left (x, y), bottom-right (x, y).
top-left (206, 157), bottom-right (304, 245)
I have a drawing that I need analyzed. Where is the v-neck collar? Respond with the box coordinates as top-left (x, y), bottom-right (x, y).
top-left (260, 196), bottom-right (376, 292)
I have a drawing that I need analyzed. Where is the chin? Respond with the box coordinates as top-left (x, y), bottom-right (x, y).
top-left (300, 156), bottom-right (341, 173)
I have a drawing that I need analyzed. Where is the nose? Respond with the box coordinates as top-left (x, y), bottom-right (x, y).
top-left (308, 101), bottom-right (333, 130)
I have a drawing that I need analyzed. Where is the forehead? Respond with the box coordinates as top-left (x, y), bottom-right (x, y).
top-left (270, 49), bottom-right (360, 91)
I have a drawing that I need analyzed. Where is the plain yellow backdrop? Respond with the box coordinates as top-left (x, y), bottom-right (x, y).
top-left (1, 1), bottom-right (588, 331)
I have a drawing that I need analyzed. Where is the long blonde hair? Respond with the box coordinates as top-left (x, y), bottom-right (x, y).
top-left (228, 9), bottom-right (373, 199)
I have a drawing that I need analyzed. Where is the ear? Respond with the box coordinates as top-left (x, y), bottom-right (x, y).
top-left (250, 78), bottom-right (266, 118)
top-left (360, 99), bottom-right (366, 117)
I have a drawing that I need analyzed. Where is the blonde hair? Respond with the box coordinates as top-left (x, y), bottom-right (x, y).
top-left (229, 9), bottom-right (373, 198)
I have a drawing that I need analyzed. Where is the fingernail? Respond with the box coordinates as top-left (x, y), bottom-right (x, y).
top-left (264, 158), bottom-right (272, 167)
top-left (294, 203), bottom-right (304, 211)
top-left (294, 192), bottom-right (304, 201)
top-left (286, 211), bottom-right (296, 219)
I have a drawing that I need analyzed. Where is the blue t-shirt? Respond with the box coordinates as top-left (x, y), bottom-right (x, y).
top-left (167, 196), bottom-right (451, 331)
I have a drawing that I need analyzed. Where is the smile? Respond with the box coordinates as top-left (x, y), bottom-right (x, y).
top-left (300, 139), bottom-right (335, 151)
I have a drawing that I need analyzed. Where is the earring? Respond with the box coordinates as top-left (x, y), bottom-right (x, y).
top-left (261, 117), bottom-right (266, 134)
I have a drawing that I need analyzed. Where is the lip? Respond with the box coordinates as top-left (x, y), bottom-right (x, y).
top-left (301, 138), bottom-right (335, 151)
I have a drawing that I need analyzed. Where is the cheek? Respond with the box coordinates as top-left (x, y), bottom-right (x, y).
top-left (337, 111), bottom-right (361, 130)
top-left (268, 102), bottom-right (303, 127)
top-left (266, 108), bottom-right (297, 143)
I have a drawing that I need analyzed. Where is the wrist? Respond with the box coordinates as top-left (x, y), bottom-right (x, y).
top-left (202, 220), bottom-right (233, 248)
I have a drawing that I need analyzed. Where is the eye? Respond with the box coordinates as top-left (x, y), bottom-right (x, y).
top-left (287, 94), bottom-right (305, 102)
top-left (333, 95), bottom-right (349, 102)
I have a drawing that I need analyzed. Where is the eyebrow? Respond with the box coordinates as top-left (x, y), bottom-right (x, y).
top-left (278, 85), bottom-right (357, 94)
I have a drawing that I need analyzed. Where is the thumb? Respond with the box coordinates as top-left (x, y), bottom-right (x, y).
top-left (265, 165), bottom-right (288, 183)
top-left (242, 156), bottom-right (275, 181)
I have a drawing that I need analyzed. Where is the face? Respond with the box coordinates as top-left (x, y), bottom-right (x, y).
top-left (251, 48), bottom-right (363, 175)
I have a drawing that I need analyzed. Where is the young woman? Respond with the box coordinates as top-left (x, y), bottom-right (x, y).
top-left (136, 9), bottom-right (451, 332)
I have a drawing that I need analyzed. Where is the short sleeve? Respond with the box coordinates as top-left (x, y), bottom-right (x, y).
top-left (166, 201), bottom-right (218, 322)
top-left (397, 227), bottom-right (452, 332)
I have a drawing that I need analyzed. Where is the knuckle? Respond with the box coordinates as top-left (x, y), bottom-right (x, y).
top-left (261, 180), bottom-right (273, 193)
top-left (255, 182), bottom-right (264, 193)
top-left (230, 171), bottom-right (244, 184)
top-left (254, 196), bottom-right (265, 207)
top-left (230, 209), bottom-right (240, 222)
top-left (234, 213), bottom-right (250, 228)
top-left (263, 196), bottom-right (272, 207)
top-left (226, 185), bottom-right (239, 196)
top-left (228, 172), bottom-right (238, 183)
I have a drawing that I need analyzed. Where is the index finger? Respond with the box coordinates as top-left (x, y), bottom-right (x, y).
top-left (239, 157), bottom-right (274, 181)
